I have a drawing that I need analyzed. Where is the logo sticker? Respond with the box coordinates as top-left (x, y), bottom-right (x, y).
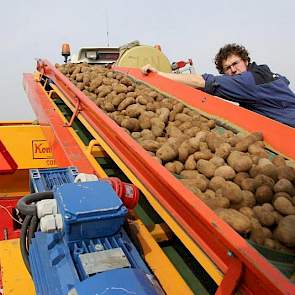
top-left (32, 140), bottom-right (53, 159)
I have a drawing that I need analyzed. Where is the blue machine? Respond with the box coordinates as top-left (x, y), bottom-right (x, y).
top-left (28, 168), bottom-right (163, 295)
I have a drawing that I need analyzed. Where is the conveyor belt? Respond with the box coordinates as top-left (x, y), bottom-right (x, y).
top-left (22, 60), bottom-right (295, 294)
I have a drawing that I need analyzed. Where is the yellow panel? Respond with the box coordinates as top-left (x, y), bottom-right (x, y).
top-left (0, 239), bottom-right (35, 295)
top-left (117, 45), bottom-right (172, 72)
top-left (129, 219), bottom-right (194, 294)
top-left (0, 123), bottom-right (57, 169)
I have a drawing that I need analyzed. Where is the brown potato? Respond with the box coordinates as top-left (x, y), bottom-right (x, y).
top-left (140, 140), bottom-right (161, 152)
top-left (221, 181), bottom-right (243, 204)
top-left (273, 197), bottom-right (295, 215)
top-left (253, 206), bottom-right (275, 227)
top-left (214, 165), bottom-right (236, 180)
top-left (196, 159), bottom-right (216, 178)
top-left (156, 143), bottom-right (178, 162)
top-left (255, 185), bottom-right (273, 204)
top-left (273, 215), bottom-right (295, 247)
top-left (274, 179), bottom-right (295, 195)
top-left (215, 208), bottom-right (251, 233)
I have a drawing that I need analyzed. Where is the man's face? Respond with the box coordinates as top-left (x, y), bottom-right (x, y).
top-left (222, 54), bottom-right (248, 75)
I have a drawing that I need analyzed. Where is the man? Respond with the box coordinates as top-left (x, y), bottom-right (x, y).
top-left (142, 44), bottom-right (295, 127)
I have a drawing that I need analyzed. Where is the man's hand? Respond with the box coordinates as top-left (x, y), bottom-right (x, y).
top-left (141, 64), bottom-right (158, 75)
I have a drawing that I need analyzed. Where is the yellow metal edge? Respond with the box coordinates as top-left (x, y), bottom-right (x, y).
top-left (0, 239), bottom-right (35, 295)
top-left (128, 218), bottom-right (194, 294)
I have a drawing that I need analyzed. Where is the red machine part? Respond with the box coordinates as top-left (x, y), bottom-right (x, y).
top-left (23, 60), bottom-right (295, 294)
top-left (0, 140), bottom-right (18, 175)
top-left (0, 198), bottom-right (21, 241)
top-left (102, 177), bottom-right (139, 209)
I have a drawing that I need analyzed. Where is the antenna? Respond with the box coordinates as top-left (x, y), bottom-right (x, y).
top-left (105, 9), bottom-right (110, 47)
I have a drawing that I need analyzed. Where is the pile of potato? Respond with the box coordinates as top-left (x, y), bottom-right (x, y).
top-left (56, 63), bottom-right (295, 254)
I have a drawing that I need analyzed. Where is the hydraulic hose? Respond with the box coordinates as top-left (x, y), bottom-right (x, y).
top-left (16, 192), bottom-right (54, 216)
top-left (28, 216), bottom-right (39, 247)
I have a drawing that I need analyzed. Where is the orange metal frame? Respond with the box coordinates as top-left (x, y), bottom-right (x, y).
top-left (0, 140), bottom-right (18, 174)
top-left (23, 60), bottom-right (295, 295)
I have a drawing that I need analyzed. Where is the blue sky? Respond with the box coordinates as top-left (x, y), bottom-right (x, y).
top-left (1, 0), bottom-right (294, 120)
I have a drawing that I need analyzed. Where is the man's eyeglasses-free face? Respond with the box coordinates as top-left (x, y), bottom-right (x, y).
top-left (223, 59), bottom-right (242, 74)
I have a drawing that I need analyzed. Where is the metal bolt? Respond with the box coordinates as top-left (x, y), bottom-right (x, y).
top-left (227, 250), bottom-right (233, 257)
top-left (64, 214), bottom-right (71, 220)
top-left (94, 244), bottom-right (104, 251)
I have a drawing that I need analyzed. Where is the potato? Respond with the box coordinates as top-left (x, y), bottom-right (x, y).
top-left (112, 93), bottom-right (126, 106)
top-left (233, 172), bottom-right (249, 187)
top-left (206, 133), bottom-right (224, 153)
top-left (221, 181), bottom-right (243, 204)
top-left (253, 206), bottom-right (275, 227)
top-left (240, 178), bottom-right (259, 192)
top-left (273, 197), bottom-right (295, 215)
top-left (194, 150), bottom-right (213, 161)
top-left (227, 151), bottom-right (253, 172)
top-left (196, 159), bottom-right (216, 178)
top-left (274, 179), bottom-right (295, 195)
top-left (272, 155), bottom-right (286, 167)
top-left (215, 208), bottom-right (251, 234)
top-left (178, 121), bottom-right (193, 132)
top-left (209, 156), bottom-right (225, 168)
top-left (180, 170), bottom-right (200, 179)
top-left (261, 203), bottom-right (274, 212)
top-left (231, 190), bottom-right (256, 209)
top-left (272, 210), bottom-right (283, 224)
top-left (140, 140), bottom-right (161, 152)
top-left (141, 129), bottom-right (155, 140)
top-left (277, 166), bottom-right (295, 182)
top-left (215, 143), bottom-right (232, 159)
top-left (121, 118), bottom-right (140, 132)
top-left (166, 124), bottom-right (183, 138)
top-left (248, 142), bottom-right (269, 158)
top-left (165, 161), bottom-right (184, 174)
top-left (203, 196), bottom-right (230, 210)
top-left (235, 132), bottom-right (263, 152)
top-left (156, 143), bottom-right (178, 162)
top-left (184, 127), bottom-right (201, 138)
top-left (209, 176), bottom-right (227, 191)
top-left (254, 175), bottom-right (275, 188)
top-left (239, 207), bottom-right (255, 219)
top-left (177, 140), bottom-right (193, 162)
top-left (250, 227), bottom-right (266, 245)
top-left (214, 165), bottom-right (236, 180)
top-left (150, 117), bottom-right (165, 137)
top-left (179, 178), bottom-right (207, 193)
top-left (125, 104), bottom-right (144, 118)
top-left (156, 107), bottom-right (170, 124)
top-left (136, 94), bottom-right (154, 105)
top-left (273, 215), bottom-right (295, 247)
top-left (255, 185), bottom-right (273, 204)
top-left (118, 97), bottom-right (136, 111)
top-left (184, 155), bottom-right (197, 170)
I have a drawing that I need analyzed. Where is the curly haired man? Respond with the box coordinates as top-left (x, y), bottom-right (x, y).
top-left (142, 44), bottom-right (295, 127)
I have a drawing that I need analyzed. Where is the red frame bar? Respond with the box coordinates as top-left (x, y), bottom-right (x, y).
top-left (0, 140), bottom-right (18, 174)
top-left (24, 60), bottom-right (295, 294)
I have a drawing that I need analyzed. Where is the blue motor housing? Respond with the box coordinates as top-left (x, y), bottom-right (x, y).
top-left (28, 169), bottom-right (163, 295)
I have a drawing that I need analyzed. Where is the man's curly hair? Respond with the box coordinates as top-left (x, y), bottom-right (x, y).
top-left (215, 44), bottom-right (251, 74)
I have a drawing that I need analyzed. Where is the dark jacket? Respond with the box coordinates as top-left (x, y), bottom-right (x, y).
top-left (202, 63), bottom-right (295, 127)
